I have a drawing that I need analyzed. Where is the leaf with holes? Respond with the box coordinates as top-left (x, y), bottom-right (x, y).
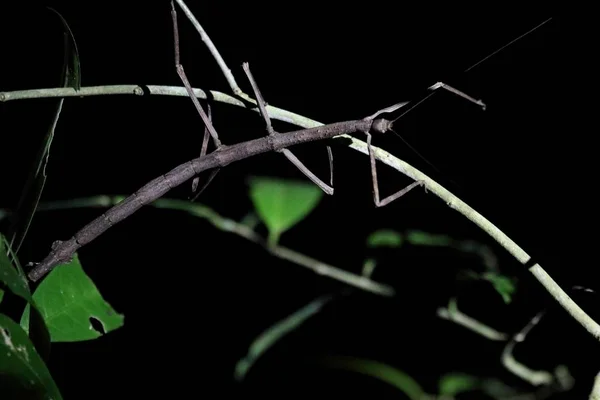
top-left (20, 254), bottom-right (124, 342)
top-left (0, 314), bottom-right (63, 400)
top-left (248, 176), bottom-right (323, 245)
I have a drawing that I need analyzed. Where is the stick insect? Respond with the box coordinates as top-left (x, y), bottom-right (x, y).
top-left (27, 9), bottom-right (553, 282)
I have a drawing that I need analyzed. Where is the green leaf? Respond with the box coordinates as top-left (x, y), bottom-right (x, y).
top-left (438, 372), bottom-right (479, 396)
top-left (406, 230), bottom-right (452, 246)
top-left (0, 235), bottom-right (31, 303)
top-left (482, 273), bottom-right (517, 304)
top-left (234, 294), bottom-right (334, 382)
top-left (1, 235), bottom-right (52, 364)
top-left (248, 176), bottom-right (323, 245)
top-left (20, 254), bottom-right (124, 342)
top-left (7, 8), bottom-right (81, 254)
top-left (49, 7), bottom-right (82, 91)
top-left (322, 356), bottom-right (424, 400)
top-left (366, 229), bottom-right (403, 248)
top-left (0, 314), bottom-right (63, 400)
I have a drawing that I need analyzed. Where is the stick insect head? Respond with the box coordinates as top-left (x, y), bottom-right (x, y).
top-left (371, 118), bottom-right (394, 134)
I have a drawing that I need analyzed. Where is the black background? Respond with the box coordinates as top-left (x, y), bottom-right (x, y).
top-left (1, 2), bottom-right (598, 399)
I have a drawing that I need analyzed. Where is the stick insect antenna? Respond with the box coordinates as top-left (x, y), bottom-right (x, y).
top-left (380, 16), bottom-right (554, 190)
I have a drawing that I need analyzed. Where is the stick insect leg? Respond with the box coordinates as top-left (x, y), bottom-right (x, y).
top-left (190, 102), bottom-right (221, 201)
top-left (428, 82), bottom-right (487, 110)
top-left (171, 1), bottom-right (222, 148)
top-left (242, 62), bottom-right (334, 195)
top-left (366, 132), bottom-right (423, 208)
top-left (171, 1), bottom-right (221, 201)
top-left (191, 102), bottom-right (212, 193)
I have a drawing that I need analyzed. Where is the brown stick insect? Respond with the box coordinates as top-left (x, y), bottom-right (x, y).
top-left (26, 7), bottom-right (553, 281)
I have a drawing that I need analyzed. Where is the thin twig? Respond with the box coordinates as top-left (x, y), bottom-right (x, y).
top-left (171, 1), bottom-right (221, 148)
top-left (501, 311), bottom-right (554, 386)
top-left (172, 0), bottom-right (242, 96)
top-left (9, 83), bottom-right (600, 343)
top-left (436, 304), bottom-right (508, 341)
top-left (23, 195), bottom-right (396, 296)
top-left (174, 0), bottom-right (338, 196)
top-left (590, 371), bottom-right (600, 400)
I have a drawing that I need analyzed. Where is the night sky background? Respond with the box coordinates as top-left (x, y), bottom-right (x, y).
top-left (1, 3), bottom-right (597, 399)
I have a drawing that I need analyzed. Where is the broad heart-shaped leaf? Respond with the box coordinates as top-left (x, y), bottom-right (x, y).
top-left (20, 253), bottom-right (124, 342)
top-left (234, 294), bottom-right (334, 382)
top-left (0, 314), bottom-right (63, 400)
top-left (248, 176), bottom-right (323, 245)
top-left (321, 356), bottom-right (425, 400)
top-left (7, 7), bottom-right (81, 254)
top-left (438, 372), bottom-right (479, 396)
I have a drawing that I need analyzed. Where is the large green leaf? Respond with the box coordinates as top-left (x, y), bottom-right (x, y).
top-left (322, 356), bottom-right (425, 400)
top-left (234, 294), bottom-right (334, 382)
top-left (20, 254), bottom-right (124, 342)
top-left (0, 314), bottom-right (63, 400)
top-left (248, 176), bottom-right (323, 245)
top-left (7, 7), bottom-right (81, 254)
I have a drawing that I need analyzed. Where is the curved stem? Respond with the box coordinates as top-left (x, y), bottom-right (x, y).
top-left (2, 84), bottom-right (599, 341)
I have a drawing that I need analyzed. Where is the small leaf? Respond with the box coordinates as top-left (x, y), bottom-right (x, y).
top-left (366, 230), bottom-right (403, 248)
top-left (456, 240), bottom-right (499, 272)
top-left (0, 235), bottom-right (31, 303)
top-left (0, 314), bottom-right (63, 400)
top-left (239, 212), bottom-right (260, 231)
top-left (322, 356), bottom-right (424, 400)
top-left (234, 294), bottom-right (334, 382)
top-left (361, 258), bottom-right (377, 278)
top-left (49, 7), bottom-right (82, 91)
top-left (482, 273), bottom-right (517, 304)
top-left (7, 8), bottom-right (81, 254)
top-left (248, 176), bottom-right (323, 245)
top-left (1, 235), bottom-right (52, 363)
top-left (20, 254), bottom-right (124, 342)
top-left (439, 372), bottom-right (479, 396)
top-left (406, 230), bottom-right (452, 246)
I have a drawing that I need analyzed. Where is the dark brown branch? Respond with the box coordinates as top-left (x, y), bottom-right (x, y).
top-left (28, 118), bottom-right (384, 282)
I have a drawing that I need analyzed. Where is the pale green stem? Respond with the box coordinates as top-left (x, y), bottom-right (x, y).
top-left (2, 83), bottom-right (599, 341)
top-left (23, 196), bottom-right (395, 297)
